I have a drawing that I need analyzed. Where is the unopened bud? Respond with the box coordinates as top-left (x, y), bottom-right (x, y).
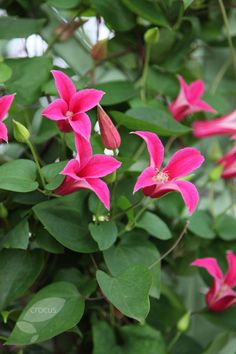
top-left (0, 202), bottom-right (8, 219)
top-left (13, 120), bottom-right (30, 143)
top-left (144, 27), bottom-right (160, 44)
top-left (209, 164), bottom-right (224, 182)
top-left (97, 105), bottom-right (121, 150)
top-left (177, 311), bottom-right (191, 332)
top-left (91, 39), bottom-right (108, 61)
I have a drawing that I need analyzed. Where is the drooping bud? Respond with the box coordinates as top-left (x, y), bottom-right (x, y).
top-left (144, 27), bottom-right (160, 45)
top-left (177, 311), bottom-right (191, 332)
top-left (91, 39), bottom-right (108, 61)
top-left (97, 105), bottom-right (121, 150)
top-left (12, 120), bottom-right (30, 143)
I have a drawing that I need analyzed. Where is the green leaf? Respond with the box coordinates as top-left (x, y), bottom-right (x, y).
top-left (0, 159), bottom-right (38, 192)
top-left (96, 265), bottom-right (152, 321)
top-left (122, 0), bottom-right (169, 28)
top-left (92, 317), bottom-right (117, 354)
top-left (91, 0), bottom-right (135, 31)
top-left (6, 57), bottom-right (52, 105)
top-left (7, 282), bottom-right (85, 345)
top-left (215, 214), bottom-right (236, 240)
top-left (42, 161), bottom-right (67, 191)
top-left (3, 218), bottom-right (30, 250)
top-left (189, 210), bottom-right (215, 239)
top-left (204, 306), bottom-right (236, 332)
top-left (103, 233), bottom-right (161, 298)
top-left (111, 105), bottom-right (190, 136)
top-left (0, 17), bottom-right (46, 39)
top-left (183, 0), bottom-right (194, 9)
top-left (35, 228), bottom-right (64, 254)
top-left (89, 221), bottom-right (118, 250)
top-left (95, 81), bottom-right (136, 105)
top-left (0, 62), bottom-right (12, 83)
top-left (0, 249), bottom-right (44, 311)
top-left (136, 211), bottom-right (172, 240)
top-left (47, 0), bottom-right (81, 8)
top-left (33, 197), bottom-right (98, 253)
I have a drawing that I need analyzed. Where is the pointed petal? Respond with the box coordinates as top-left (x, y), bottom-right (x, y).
top-left (194, 99), bottom-right (216, 113)
top-left (174, 180), bottom-right (199, 215)
top-left (74, 134), bottom-right (92, 168)
top-left (188, 80), bottom-right (204, 101)
top-left (51, 70), bottom-right (76, 104)
top-left (131, 131), bottom-right (164, 169)
top-left (55, 176), bottom-right (89, 195)
top-left (69, 113), bottom-right (91, 140)
top-left (177, 75), bottom-right (189, 97)
top-left (133, 167), bottom-right (156, 193)
top-left (163, 147), bottom-right (204, 179)
top-left (79, 155), bottom-right (121, 178)
top-left (86, 178), bottom-right (110, 209)
top-left (224, 251), bottom-right (236, 287)
top-left (191, 257), bottom-right (223, 279)
top-left (0, 94), bottom-right (15, 121)
top-left (0, 122), bottom-right (8, 142)
top-left (60, 159), bottom-right (80, 179)
top-left (42, 99), bottom-right (68, 121)
top-left (69, 89), bottom-right (105, 113)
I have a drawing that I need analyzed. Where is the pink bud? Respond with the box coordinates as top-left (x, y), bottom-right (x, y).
top-left (97, 105), bottom-right (121, 150)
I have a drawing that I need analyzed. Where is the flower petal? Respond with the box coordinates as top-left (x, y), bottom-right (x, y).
top-left (51, 70), bottom-right (76, 104)
top-left (163, 147), bottom-right (204, 179)
top-left (86, 178), bottom-right (110, 209)
top-left (69, 89), bottom-right (105, 113)
top-left (55, 176), bottom-right (88, 195)
top-left (42, 99), bottom-right (68, 121)
top-left (69, 113), bottom-right (91, 140)
top-left (191, 257), bottom-right (223, 279)
top-left (60, 159), bottom-right (80, 179)
top-left (174, 180), bottom-right (199, 215)
top-left (188, 80), bottom-right (204, 101)
top-left (224, 251), bottom-right (236, 287)
top-left (133, 167), bottom-right (156, 193)
top-left (0, 94), bottom-right (15, 121)
top-left (131, 131), bottom-right (164, 169)
top-left (0, 122), bottom-right (8, 142)
top-left (74, 134), bottom-right (92, 169)
top-left (79, 155), bottom-right (121, 178)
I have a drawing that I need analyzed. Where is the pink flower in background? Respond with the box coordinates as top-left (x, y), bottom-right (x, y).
top-left (192, 251), bottom-right (236, 312)
top-left (193, 110), bottom-right (236, 138)
top-left (0, 94), bottom-right (15, 142)
top-left (132, 131), bottom-right (204, 214)
top-left (169, 75), bottom-right (216, 121)
top-left (42, 70), bottom-right (104, 139)
top-left (55, 134), bottom-right (121, 209)
top-left (97, 105), bottom-right (121, 150)
top-left (218, 146), bottom-right (236, 179)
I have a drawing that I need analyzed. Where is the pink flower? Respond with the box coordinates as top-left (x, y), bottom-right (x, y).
top-left (0, 94), bottom-right (15, 142)
top-left (132, 131), bottom-right (204, 214)
top-left (42, 70), bottom-right (104, 139)
top-left (193, 109), bottom-right (236, 138)
top-left (55, 134), bottom-right (121, 209)
top-left (168, 75), bottom-right (216, 122)
top-left (218, 146), bottom-right (236, 179)
top-left (192, 251), bottom-right (236, 312)
top-left (97, 105), bottom-right (121, 150)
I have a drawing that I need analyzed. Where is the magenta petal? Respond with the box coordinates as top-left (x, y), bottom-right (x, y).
top-left (42, 99), bottom-right (68, 121)
top-left (131, 131), bottom-right (164, 169)
top-left (60, 159), bottom-right (81, 179)
top-left (0, 94), bottom-right (15, 121)
top-left (133, 167), bottom-right (156, 193)
top-left (51, 70), bottom-right (76, 104)
top-left (177, 75), bottom-right (189, 98)
top-left (86, 178), bottom-right (110, 209)
top-left (163, 147), bottom-right (204, 179)
top-left (174, 180), bottom-right (199, 214)
top-left (69, 89), bottom-right (105, 113)
top-left (55, 176), bottom-right (89, 195)
top-left (191, 257), bottom-right (223, 279)
top-left (188, 80), bottom-right (204, 101)
top-left (224, 251), bottom-right (236, 287)
top-left (74, 134), bottom-right (93, 168)
top-left (79, 155), bottom-right (121, 178)
top-left (0, 122), bottom-right (8, 142)
top-left (195, 99), bottom-right (216, 113)
top-left (69, 113), bottom-right (91, 140)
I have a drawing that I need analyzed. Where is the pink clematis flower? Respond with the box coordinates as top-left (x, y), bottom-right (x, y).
top-left (218, 146), bottom-right (236, 179)
top-left (193, 109), bottom-right (236, 138)
top-left (192, 251), bottom-right (236, 312)
top-left (132, 131), bottom-right (204, 214)
top-left (42, 70), bottom-right (104, 139)
top-left (55, 134), bottom-right (121, 209)
top-left (168, 75), bottom-right (216, 122)
top-left (0, 94), bottom-right (15, 142)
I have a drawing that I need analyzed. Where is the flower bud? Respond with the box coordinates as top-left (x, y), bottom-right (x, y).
top-left (97, 105), bottom-right (121, 150)
top-left (91, 39), bottom-right (108, 61)
top-left (144, 27), bottom-right (160, 44)
top-left (12, 120), bottom-right (30, 143)
top-left (177, 311), bottom-right (191, 332)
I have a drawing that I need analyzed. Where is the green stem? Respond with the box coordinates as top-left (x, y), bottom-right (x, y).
top-left (217, 0), bottom-right (236, 78)
top-left (140, 42), bottom-right (151, 101)
top-left (210, 58), bottom-right (231, 95)
top-left (167, 332), bottom-right (181, 353)
top-left (27, 140), bottom-right (46, 188)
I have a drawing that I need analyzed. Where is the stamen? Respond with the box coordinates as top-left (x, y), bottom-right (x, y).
top-left (65, 111), bottom-right (73, 119)
top-left (152, 170), bottom-right (169, 183)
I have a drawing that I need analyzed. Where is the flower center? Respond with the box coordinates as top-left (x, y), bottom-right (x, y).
top-left (152, 170), bottom-right (169, 183)
top-left (215, 283), bottom-right (231, 300)
top-left (65, 111), bottom-right (74, 119)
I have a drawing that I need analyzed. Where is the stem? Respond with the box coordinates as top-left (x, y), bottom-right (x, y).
top-left (111, 196), bottom-right (146, 221)
top-left (167, 332), bottom-right (181, 353)
top-left (217, 0), bottom-right (236, 78)
top-left (149, 221), bottom-right (189, 270)
top-left (210, 58), bottom-right (231, 95)
top-left (140, 42), bottom-right (151, 101)
top-left (27, 140), bottom-right (46, 188)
